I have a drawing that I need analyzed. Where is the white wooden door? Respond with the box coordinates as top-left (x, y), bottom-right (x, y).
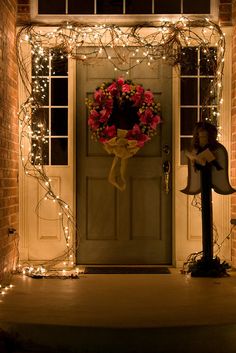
top-left (76, 58), bottom-right (172, 264)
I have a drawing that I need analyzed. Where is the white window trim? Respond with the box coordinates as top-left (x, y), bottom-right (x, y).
top-left (30, 0), bottom-right (219, 24)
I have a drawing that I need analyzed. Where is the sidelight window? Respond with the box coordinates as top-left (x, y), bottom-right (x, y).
top-left (180, 47), bottom-right (217, 165)
top-left (31, 50), bottom-right (68, 166)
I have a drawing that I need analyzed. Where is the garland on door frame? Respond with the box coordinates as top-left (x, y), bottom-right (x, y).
top-left (15, 17), bottom-right (226, 277)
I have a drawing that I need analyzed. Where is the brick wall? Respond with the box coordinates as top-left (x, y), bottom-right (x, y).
top-left (0, 0), bottom-right (19, 284)
top-left (17, 0), bottom-right (30, 23)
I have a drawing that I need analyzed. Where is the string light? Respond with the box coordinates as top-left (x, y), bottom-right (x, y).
top-left (15, 17), bottom-right (225, 278)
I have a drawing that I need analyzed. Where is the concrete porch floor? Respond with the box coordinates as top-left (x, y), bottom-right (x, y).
top-left (1, 268), bottom-right (236, 352)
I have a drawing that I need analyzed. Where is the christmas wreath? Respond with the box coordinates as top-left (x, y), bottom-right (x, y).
top-left (86, 77), bottom-right (161, 146)
top-left (86, 77), bottom-right (161, 190)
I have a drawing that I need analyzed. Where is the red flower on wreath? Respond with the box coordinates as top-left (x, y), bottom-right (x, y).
top-left (86, 77), bottom-right (161, 145)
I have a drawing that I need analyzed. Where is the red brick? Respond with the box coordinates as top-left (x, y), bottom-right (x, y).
top-left (0, 0), bottom-right (19, 284)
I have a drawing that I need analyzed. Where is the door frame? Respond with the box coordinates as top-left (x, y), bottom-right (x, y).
top-left (18, 25), bottom-right (232, 267)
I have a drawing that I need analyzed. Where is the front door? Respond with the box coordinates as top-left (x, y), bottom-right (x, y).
top-left (76, 56), bottom-right (172, 264)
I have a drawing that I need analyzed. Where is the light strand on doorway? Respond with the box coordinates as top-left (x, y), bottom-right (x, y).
top-left (15, 17), bottom-right (226, 276)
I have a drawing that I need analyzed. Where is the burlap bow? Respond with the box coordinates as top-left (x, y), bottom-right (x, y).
top-left (103, 129), bottom-right (140, 191)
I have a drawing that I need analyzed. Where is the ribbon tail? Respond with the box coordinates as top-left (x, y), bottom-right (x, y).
top-left (108, 156), bottom-right (127, 191)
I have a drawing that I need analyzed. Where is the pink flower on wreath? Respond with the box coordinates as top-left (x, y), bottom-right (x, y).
top-left (144, 90), bottom-right (154, 104)
top-left (139, 109), bottom-right (161, 129)
top-left (131, 92), bottom-right (142, 106)
top-left (136, 134), bottom-right (150, 147)
top-left (122, 84), bottom-right (131, 93)
top-left (94, 89), bottom-right (104, 102)
top-left (105, 125), bottom-right (116, 138)
top-left (117, 77), bottom-right (124, 85)
top-left (150, 115), bottom-right (161, 129)
top-left (136, 85), bottom-right (144, 94)
top-left (99, 109), bottom-right (111, 123)
top-left (127, 124), bottom-right (150, 147)
top-left (107, 82), bottom-right (118, 95)
top-left (139, 108), bottom-right (153, 124)
top-left (99, 125), bottom-right (116, 143)
top-left (88, 116), bottom-right (99, 130)
top-left (130, 123), bottom-right (141, 135)
top-left (105, 98), bottom-right (113, 109)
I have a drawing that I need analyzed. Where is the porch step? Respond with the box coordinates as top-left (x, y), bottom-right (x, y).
top-left (2, 322), bottom-right (236, 353)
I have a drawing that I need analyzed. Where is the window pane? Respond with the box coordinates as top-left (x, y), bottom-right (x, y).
top-left (97, 0), bottom-right (123, 14)
top-left (181, 78), bottom-right (197, 105)
top-left (51, 108), bottom-right (68, 136)
top-left (51, 78), bottom-right (68, 106)
top-left (51, 138), bottom-right (68, 165)
top-left (38, 0), bottom-right (66, 14)
top-left (181, 108), bottom-right (197, 135)
top-left (181, 47), bottom-right (198, 76)
top-left (32, 78), bottom-right (49, 106)
top-left (183, 0), bottom-right (210, 14)
top-left (68, 0), bottom-right (94, 13)
top-left (31, 138), bottom-right (49, 165)
top-left (181, 138), bottom-right (192, 165)
top-left (155, 0), bottom-right (181, 14)
top-left (51, 51), bottom-right (68, 76)
top-left (126, 0), bottom-right (152, 14)
top-left (200, 78), bottom-right (216, 105)
top-left (200, 107), bottom-right (218, 122)
top-left (200, 48), bottom-right (217, 76)
top-left (32, 108), bottom-right (49, 134)
top-left (32, 54), bottom-right (49, 76)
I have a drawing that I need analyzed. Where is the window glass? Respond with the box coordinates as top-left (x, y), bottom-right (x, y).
top-left (97, 0), bottom-right (123, 14)
top-left (38, 0), bottom-right (66, 14)
top-left (51, 51), bottom-right (68, 76)
top-left (32, 138), bottom-right (49, 165)
top-left (183, 0), bottom-right (210, 13)
top-left (32, 78), bottom-right (49, 106)
top-left (32, 108), bottom-right (49, 133)
top-left (126, 0), bottom-right (152, 14)
top-left (51, 78), bottom-right (68, 106)
top-left (51, 108), bottom-right (68, 136)
top-left (51, 138), bottom-right (68, 165)
top-left (181, 108), bottom-right (197, 135)
top-left (200, 78), bottom-right (216, 105)
top-left (155, 0), bottom-right (181, 14)
top-left (180, 46), bottom-right (218, 165)
top-left (68, 0), bottom-right (94, 14)
top-left (181, 78), bottom-right (198, 105)
top-left (32, 54), bottom-right (49, 76)
top-left (200, 48), bottom-right (217, 76)
top-left (180, 48), bottom-right (198, 76)
top-left (31, 52), bottom-right (68, 166)
top-left (200, 107), bottom-right (218, 121)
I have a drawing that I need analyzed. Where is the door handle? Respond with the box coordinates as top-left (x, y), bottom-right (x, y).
top-left (162, 160), bottom-right (171, 194)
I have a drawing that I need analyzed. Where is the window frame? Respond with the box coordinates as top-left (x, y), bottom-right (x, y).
top-left (179, 46), bottom-right (218, 165)
top-left (31, 0), bottom-right (219, 23)
top-left (31, 50), bottom-right (69, 166)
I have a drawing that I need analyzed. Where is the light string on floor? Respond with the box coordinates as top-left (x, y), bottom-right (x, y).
top-left (15, 17), bottom-right (225, 278)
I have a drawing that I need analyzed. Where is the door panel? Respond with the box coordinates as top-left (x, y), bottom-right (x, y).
top-left (77, 55), bottom-right (172, 264)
